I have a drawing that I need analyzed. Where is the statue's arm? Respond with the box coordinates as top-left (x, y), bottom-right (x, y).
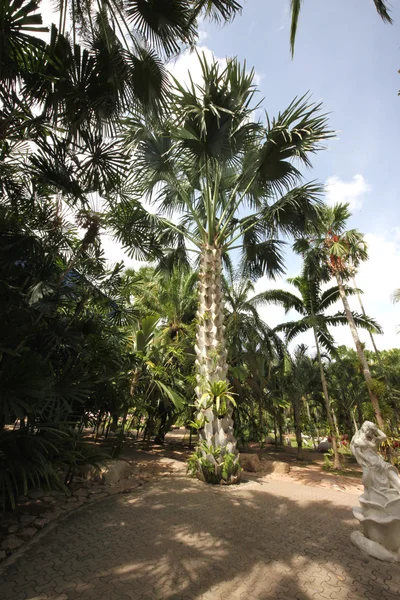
top-left (351, 440), bottom-right (365, 464)
top-left (375, 428), bottom-right (387, 444)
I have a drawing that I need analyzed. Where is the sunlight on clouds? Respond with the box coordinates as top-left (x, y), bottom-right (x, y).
top-left (167, 45), bottom-right (227, 86)
top-left (167, 44), bottom-right (262, 87)
top-left (325, 174), bottom-right (370, 211)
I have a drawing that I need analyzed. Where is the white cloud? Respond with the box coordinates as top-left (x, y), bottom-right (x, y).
top-left (167, 45), bottom-right (227, 87)
top-left (198, 30), bottom-right (209, 43)
top-left (167, 44), bottom-right (262, 88)
top-left (325, 174), bottom-right (371, 211)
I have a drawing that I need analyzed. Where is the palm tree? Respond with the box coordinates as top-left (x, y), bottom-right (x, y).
top-left (309, 203), bottom-right (386, 430)
top-left (223, 274), bottom-right (284, 364)
top-left (281, 344), bottom-right (321, 457)
top-left (263, 274), bottom-right (380, 469)
top-left (289, 0), bottom-right (392, 56)
top-left (222, 274), bottom-right (285, 445)
top-left (125, 266), bottom-right (198, 342)
top-left (1, 1), bottom-right (243, 131)
top-left (117, 54), bottom-right (334, 482)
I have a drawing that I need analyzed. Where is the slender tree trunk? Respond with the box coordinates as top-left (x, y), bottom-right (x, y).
top-left (292, 397), bottom-right (303, 459)
top-left (273, 413), bottom-right (278, 449)
top-left (195, 245), bottom-right (239, 482)
top-left (336, 273), bottom-right (385, 429)
top-left (332, 407), bottom-right (340, 440)
top-left (305, 398), bottom-right (316, 449)
top-left (278, 407), bottom-right (284, 446)
top-left (258, 400), bottom-right (264, 435)
top-left (352, 275), bottom-right (391, 394)
top-left (113, 408), bottom-right (129, 457)
top-left (356, 404), bottom-right (363, 429)
top-left (313, 327), bottom-right (341, 469)
top-left (352, 408), bottom-right (359, 433)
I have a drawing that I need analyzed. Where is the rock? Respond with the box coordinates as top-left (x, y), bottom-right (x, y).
top-left (89, 492), bottom-right (109, 500)
top-left (19, 515), bottom-right (36, 525)
top-left (75, 464), bottom-right (103, 482)
top-left (271, 461), bottom-right (290, 474)
top-left (317, 441), bottom-right (332, 452)
top-left (51, 491), bottom-right (69, 499)
top-left (42, 496), bottom-right (54, 502)
top-left (1, 535), bottom-right (24, 551)
top-left (19, 527), bottom-right (37, 539)
top-left (77, 460), bottom-right (131, 485)
top-left (264, 436), bottom-right (276, 445)
top-left (100, 460), bottom-right (132, 485)
top-left (34, 518), bottom-right (49, 529)
top-left (17, 495), bottom-right (29, 503)
top-left (41, 511), bottom-right (61, 522)
top-left (262, 460), bottom-right (290, 474)
top-left (74, 489), bottom-right (89, 498)
top-left (0, 550), bottom-right (6, 560)
top-left (239, 454), bottom-right (262, 473)
top-left (28, 489), bottom-right (44, 500)
top-left (8, 525), bottom-right (19, 534)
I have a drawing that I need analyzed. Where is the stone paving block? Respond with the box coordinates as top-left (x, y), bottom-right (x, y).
top-left (2, 477), bottom-right (400, 600)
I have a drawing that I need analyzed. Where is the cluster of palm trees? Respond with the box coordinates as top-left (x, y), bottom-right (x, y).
top-left (0, 0), bottom-right (397, 501)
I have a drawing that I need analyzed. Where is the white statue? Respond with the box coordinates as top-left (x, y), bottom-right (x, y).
top-left (350, 421), bottom-right (400, 562)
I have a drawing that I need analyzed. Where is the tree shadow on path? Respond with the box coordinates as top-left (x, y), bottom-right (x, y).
top-left (2, 475), bottom-right (400, 600)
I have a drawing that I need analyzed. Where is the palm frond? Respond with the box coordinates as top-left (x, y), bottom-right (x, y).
top-left (290, 0), bottom-right (303, 57)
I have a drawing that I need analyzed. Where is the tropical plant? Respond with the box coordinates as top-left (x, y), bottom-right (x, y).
top-left (223, 274), bottom-right (284, 364)
top-left (298, 202), bottom-right (386, 430)
top-left (280, 344), bottom-right (322, 456)
top-left (263, 271), bottom-right (380, 468)
top-left (115, 54), bottom-right (334, 482)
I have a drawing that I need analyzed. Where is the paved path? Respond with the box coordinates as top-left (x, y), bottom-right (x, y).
top-left (2, 475), bottom-right (400, 600)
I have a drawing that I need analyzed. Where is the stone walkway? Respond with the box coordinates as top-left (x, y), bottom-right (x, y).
top-left (2, 474), bottom-right (400, 600)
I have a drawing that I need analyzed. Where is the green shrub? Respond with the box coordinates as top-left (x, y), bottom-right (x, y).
top-left (187, 442), bottom-right (241, 485)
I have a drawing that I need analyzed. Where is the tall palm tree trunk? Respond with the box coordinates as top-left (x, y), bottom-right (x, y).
top-left (352, 275), bottom-right (391, 393)
top-left (313, 327), bottom-right (341, 469)
top-left (336, 273), bottom-right (385, 430)
top-left (195, 245), bottom-right (238, 479)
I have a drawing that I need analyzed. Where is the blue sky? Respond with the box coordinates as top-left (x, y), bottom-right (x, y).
top-left (177, 0), bottom-right (400, 351)
top-left (40, 0), bottom-right (400, 350)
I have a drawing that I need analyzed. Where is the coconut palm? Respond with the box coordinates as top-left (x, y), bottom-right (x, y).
top-left (263, 273), bottom-right (381, 469)
top-left (115, 54), bottom-right (334, 482)
top-left (289, 0), bottom-right (392, 56)
top-left (303, 203), bottom-right (386, 430)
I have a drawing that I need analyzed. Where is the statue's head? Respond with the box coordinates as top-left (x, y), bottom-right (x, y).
top-left (361, 421), bottom-right (378, 438)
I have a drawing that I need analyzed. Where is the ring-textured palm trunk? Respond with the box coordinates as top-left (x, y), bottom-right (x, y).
top-left (194, 244), bottom-right (239, 483)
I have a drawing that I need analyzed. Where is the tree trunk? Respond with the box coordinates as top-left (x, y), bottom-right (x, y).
top-left (356, 404), bottom-right (363, 429)
top-left (336, 273), bottom-right (385, 430)
top-left (112, 408), bottom-right (129, 457)
top-left (332, 407), bottom-right (340, 440)
top-left (313, 327), bottom-right (341, 469)
top-left (278, 407), bottom-right (284, 446)
top-left (194, 245), bottom-right (239, 483)
top-left (352, 275), bottom-right (391, 394)
top-left (292, 397), bottom-right (303, 459)
top-left (305, 398), bottom-right (316, 449)
top-left (352, 408), bottom-right (359, 433)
